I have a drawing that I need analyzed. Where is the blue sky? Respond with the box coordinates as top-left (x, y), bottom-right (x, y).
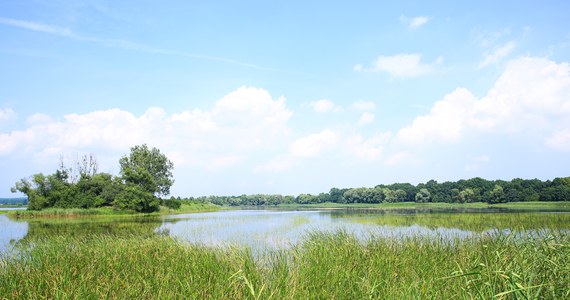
top-left (1, 1), bottom-right (569, 197)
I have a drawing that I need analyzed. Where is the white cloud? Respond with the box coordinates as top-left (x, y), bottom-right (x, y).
top-left (0, 17), bottom-right (76, 38)
top-left (0, 108), bottom-right (16, 124)
top-left (399, 15), bottom-right (430, 30)
top-left (254, 156), bottom-right (296, 173)
top-left (26, 113), bottom-right (52, 125)
top-left (474, 27), bottom-right (511, 48)
top-left (358, 112), bottom-right (375, 126)
top-left (289, 129), bottom-right (340, 158)
top-left (478, 41), bottom-right (517, 68)
top-left (396, 56), bottom-right (570, 146)
top-left (346, 133), bottom-right (389, 161)
top-left (207, 155), bottom-right (244, 170)
top-left (397, 88), bottom-right (478, 145)
top-left (0, 87), bottom-right (293, 169)
top-left (355, 54), bottom-right (442, 78)
top-left (464, 155), bottom-right (491, 171)
top-left (350, 100), bottom-right (376, 111)
top-left (546, 129), bottom-right (570, 151)
top-left (384, 151), bottom-right (420, 166)
top-left (309, 99), bottom-right (340, 114)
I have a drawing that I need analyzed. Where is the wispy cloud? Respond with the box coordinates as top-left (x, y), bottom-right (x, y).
top-left (355, 53), bottom-right (443, 78)
top-left (478, 41), bottom-right (517, 68)
top-left (308, 99), bottom-right (341, 114)
top-left (0, 17), bottom-right (271, 70)
top-left (399, 15), bottom-right (430, 30)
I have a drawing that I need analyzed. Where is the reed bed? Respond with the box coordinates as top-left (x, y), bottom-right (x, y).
top-left (1, 230), bottom-right (568, 299)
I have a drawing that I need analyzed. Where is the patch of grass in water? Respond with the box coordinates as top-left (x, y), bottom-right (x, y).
top-left (342, 211), bottom-right (570, 231)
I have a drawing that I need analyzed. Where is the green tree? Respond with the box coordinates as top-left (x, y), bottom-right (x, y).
top-left (119, 144), bottom-right (174, 197)
top-left (488, 185), bottom-right (506, 204)
top-left (415, 188), bottom-right (431, 203)
top-left (459, 188), bottom-right (476, 203)
top-left (113, 184), bottom-right (159, 213)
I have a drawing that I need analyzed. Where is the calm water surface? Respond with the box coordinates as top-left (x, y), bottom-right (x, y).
top-left (1, 208), bottom-right (569, 255)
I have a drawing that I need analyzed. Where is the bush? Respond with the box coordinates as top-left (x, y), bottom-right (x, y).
top-left (162, 199), bottom-right (182, 209)
top-left (113, 184), bottom-right (160, 213)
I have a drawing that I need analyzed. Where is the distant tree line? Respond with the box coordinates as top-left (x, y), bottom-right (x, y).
top-left (0, 197), bottom-right (28, 205)
top-left (11, 145), bottom-right (174, 213)
top-left (192, 177), bottom-right (570, 206)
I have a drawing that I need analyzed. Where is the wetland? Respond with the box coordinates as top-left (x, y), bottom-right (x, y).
top-left (1, 204), bottom-right (569, 298)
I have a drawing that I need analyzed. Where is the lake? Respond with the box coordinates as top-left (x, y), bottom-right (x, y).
top-left (2, 207), bottom-right (569, 256)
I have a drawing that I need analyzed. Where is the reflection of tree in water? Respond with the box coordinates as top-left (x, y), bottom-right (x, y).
top-left (21, 217), bottom-right (165, 242)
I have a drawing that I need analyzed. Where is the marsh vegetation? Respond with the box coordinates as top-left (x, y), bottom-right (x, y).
top-left (1, 230), bottom-right (568, 299)
top-left (1, 206), bottom-right (569, 298)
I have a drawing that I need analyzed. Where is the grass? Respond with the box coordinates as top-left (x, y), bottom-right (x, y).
top-left (492, 201), bottom-right (570, 209)
top-left (277, 201), bottom-right (570, 210)
top-left (1, 230), bottom-right (568, 299)
top-left (339, 211), bottom-right (570, 231)
top-left (7, 201), bottom-right (219, 219)
top-left (160, 201), bottom-right (220, 214)
top-left (0, 204), bottom-right (26, 208)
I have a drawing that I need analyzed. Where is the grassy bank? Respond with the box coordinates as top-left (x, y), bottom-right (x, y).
top-left (7, 201), bottom-right (219, 219)
top-left (1, 230), bottom-right (568, 299)
top-left (160, 201), bottom-right (220, 214)
top-left (276, 201), bottom-right (570, 210)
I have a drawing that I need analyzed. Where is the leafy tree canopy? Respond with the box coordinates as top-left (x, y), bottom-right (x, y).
top-left (119, 144), bottom-right (174, 197)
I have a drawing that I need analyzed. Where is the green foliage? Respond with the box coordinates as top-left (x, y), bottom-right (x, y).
top-left (113, 184), bottom-right (160, 213)
top-left (415, 188), bottom-right (431, 203)
top-left (11, 145), bottom-right (175, 213)
top-left (119, 144), bottom-right (174, 197)
top-left (162, 198), bottom-right (182, 209)
top-left (193, 176), bottom-right (570, 208)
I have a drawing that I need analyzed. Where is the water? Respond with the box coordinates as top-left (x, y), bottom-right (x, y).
top-left (157, 210), bottom-right (477, 251)
top-left (0, 215), bottom-right (28, 255)
top-left (1, 208), bottom-right (569, 255)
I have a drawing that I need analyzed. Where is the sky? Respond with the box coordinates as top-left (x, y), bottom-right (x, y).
top-left (1, 1), bottom-right (569, 197)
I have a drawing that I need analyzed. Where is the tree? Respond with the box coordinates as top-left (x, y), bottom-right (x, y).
top-left (119, 144), bottom-right (174, 197)
top-left (113, 183), bottom-right (159, 213)
top-left (415, 188), bottom-right (431, 203)
top-left (488, 185), bottom-right (506, 204)
top-left (459, 188), bottom-right (476, 203)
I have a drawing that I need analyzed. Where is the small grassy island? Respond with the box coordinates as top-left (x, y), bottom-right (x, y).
top-left (3, 145), bottom-right (569, 298)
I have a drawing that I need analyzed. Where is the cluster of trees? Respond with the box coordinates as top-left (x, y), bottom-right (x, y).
top-left (0, 197), bottom-right (28, 205)
top-left (193, 194), bottom-right (292, 206)
top-left (194, 177), bottom-right (570, 206)
top-left (11, 145), bottom-right (174, 213)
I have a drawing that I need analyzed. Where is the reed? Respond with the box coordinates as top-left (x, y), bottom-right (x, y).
top-left (1, 229), bottom-right (568, 299)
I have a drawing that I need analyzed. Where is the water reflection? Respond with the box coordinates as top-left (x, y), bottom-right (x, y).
top-left (1, 208), bottom-right (568, 255)
top-left (0, 215), bottom-right (28, 256)
top-left (158, 210), bottom-right (485, 252)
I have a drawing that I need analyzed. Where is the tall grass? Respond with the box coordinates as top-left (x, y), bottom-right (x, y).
top-left (8, 202), bottom-right (220, 219)
top-left (1, 229), bottom-right (568, 299)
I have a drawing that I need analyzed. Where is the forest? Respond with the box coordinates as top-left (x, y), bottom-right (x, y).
top-left (192, 176), bottom-right (570, 206)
